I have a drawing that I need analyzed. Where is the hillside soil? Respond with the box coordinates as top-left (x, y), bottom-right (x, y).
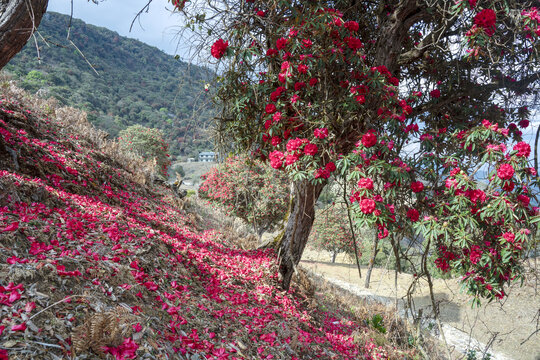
top-left (301, 249), bottom-right (540, 360)
top-left (0, 86), bottom-right (430, 359)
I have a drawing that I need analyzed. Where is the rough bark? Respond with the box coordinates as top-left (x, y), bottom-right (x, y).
top-left (0, 0), bottom-right (48, 70)
top-left (277, 180), bottom-right (325, 290)
top-left (331, 251), bottom-right (337, 264)
top-left (374, 0), bottom-right (424, 74)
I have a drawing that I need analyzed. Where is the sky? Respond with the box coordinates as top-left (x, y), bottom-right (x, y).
top-left (47, 0), bottom-right (186, 57)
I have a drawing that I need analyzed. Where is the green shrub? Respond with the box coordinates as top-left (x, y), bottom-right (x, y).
top-left (118, 125), bottom-right (171, 178)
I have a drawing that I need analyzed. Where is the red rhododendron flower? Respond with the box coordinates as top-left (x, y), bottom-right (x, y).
top-left (325, 162), bottom-right (336, 172)
top-left (294, 82), bottom-right (306, 91)
top-left (430, 89), bottom-right (441, 98)
top-left (314, 167), bottom-right (331, 179)
top-left (445, 178), bottom-right (458, 189)
top-left (378, 226), bottom-right (389, 239)
top-left (513, 142), bottom-right (531, 157)
top-left (407, 208), bottom-right (420, 222)
top-left (467, 189), bottom-right (486, 203)
top-left (172, 0), bottom-right (188, 10)
top-left (302, 39), bottom-right (313, 48)
top-left (286, 138), bottom-right (305, 152)
top-left (265, 103), bottom-right (277, 114)
top-left (304, 143), bottom-right (318, 156)
top-left (361, 131), bottom-right (377, 148)
top-left (309, 78), bottom-right (318, 87)
top-left (517, 194), bottom-right (530, 206)
top-left (410, 181), bottom-right (424, 193)
top-left (297, 64), bottom-right (309, 74)
top-left (518, 119), bottom-right (530, 128)
top-left (355, 95), bottom-right (366, 104)
top-left (357, 178), bottom-right (373, 190)
top-left (469, 245), bottom-right (482, 264)
top-left (502, 181), bottom-right (515, 193)
top-left (269, 151), bottom-right (285, 169)
top-left (347, 37), bottom-right (363, 50)
top-left (276, 37), bottom-right (288, 50)
top-left (285, 153), bottom-right (299, 166)
top-left (360, 198), bottom-right (376, 214)
top-left (271, 136), bottom-right (282, 146)
top-left (270, 86), bottom-right (285, 102)
top-left (502, 232), bottom-right (515, 243)
top-left (211, 39), bottom-right (229, 59)
top-left (266, 48), bottom-right (278, 57)
top-left (474, 8), bottom-right (496, 29)
top-left (497, 163), bottom-right (514, 180)
top-left (25, 302), bottom-right (36, 312)
top-left (313, 128), bottom-right (328, 139)
top-left (344, 21), bottom-right (359, 32)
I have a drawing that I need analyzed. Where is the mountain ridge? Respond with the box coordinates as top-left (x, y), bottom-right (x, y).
top-left (4, 11), bottom-right (215, 158)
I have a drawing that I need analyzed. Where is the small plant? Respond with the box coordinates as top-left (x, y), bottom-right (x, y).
top-left (368, 314), bottom-right (387, 334)
top-left (466, 349), bottom-right (492, 360)
top-left (407, 334), bottom-right (416, 347)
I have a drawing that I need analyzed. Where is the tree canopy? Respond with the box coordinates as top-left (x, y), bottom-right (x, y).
top-left (172, 0), bottom-right (540, 298)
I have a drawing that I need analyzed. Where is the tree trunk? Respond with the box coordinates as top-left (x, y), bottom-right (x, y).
top-left (331, 251), bottom-right (337, 264)
top-left (276, 180), bottom-right (325, 290)
top-left (364, 233), bottom-right (379, 288)
top-left (374, 0), bottom-right (424, 74)
top-left (0, 0), bottom-right (48, 70)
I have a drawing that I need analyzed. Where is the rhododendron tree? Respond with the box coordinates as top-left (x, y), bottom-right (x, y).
top-left (199, 155), bottom-right (290, 236)
top-left (170, 0), bottom-right (540, 298)
top-left (309, 205), bottom-right (358, 263)
top-left (118, 125), bottom-right (171, 179)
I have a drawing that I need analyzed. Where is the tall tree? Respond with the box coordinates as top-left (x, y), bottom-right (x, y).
top-left (0, 0), bottom-right (48, 69)
top-left (173, 0), bottom-right (539, 294)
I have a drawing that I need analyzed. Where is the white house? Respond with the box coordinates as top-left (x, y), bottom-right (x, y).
top-left (199, 151), bottom-right (217, 162)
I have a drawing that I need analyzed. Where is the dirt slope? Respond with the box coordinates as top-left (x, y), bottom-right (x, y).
top-left (0, 87), bottom-right (422, 359)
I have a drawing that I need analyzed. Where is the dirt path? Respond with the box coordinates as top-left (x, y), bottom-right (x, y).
top-left (301, 250), bottom-right (540, 360)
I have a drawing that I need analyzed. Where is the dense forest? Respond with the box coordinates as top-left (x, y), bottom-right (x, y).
top-left (4, 12), bottom-right (214, 158)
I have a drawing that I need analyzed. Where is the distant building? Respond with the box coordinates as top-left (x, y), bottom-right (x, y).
top-left (199, 151), bottom-right (217, 162)
top-left (187, 158), bottom-right (196, 163)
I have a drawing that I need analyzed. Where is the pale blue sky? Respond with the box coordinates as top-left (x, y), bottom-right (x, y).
top-left (47, 0), bottom-right (185, 56)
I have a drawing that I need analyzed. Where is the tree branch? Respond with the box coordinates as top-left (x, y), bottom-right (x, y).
top-left (129, 0), bottom-right (153, 33)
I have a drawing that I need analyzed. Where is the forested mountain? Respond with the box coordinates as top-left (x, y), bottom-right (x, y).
top-left (4, 11), bottom-right (215, 158)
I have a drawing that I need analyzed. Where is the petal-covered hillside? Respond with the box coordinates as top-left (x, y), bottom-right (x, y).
top-left (0, 87), bottom-right (415, 359)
